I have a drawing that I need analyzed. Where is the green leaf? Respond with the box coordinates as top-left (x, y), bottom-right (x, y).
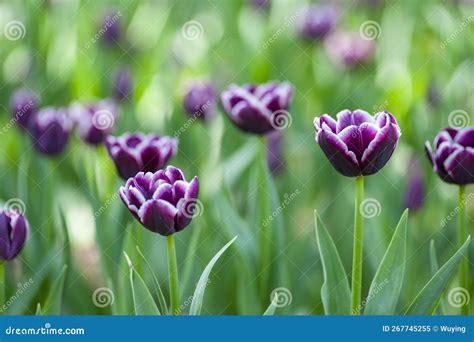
top-left (42, 265), bottom-right (68, 315)
top-left (35, 303), bottom-right (42, 316)
top-left (405, 236), bottom-right (471, 315)
top-left (314, 211), bottom-right (351, 315)
top-left (136, 245), bottom-right (168, 315)
top-left (189, 236), bottom-right (237, 315)
top-left (364, 210), bottom-right (408, 315)
top-left (124, 252), bottom-right (161, 316)
top-left (263, 293), bottom-right (278, 316)
top-left (429, 240), bottom-right (445, 315)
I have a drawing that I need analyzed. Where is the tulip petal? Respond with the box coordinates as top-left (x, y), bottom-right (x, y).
top-left (336, 109), bottom-right (373, 133)
top-left (165, 166), bottom-right (185, 183)
top-left (9, 214), bottom-right (28, 260)
top-left (152, 183), bottom-right (173, 203)
top-left (444, 147), bottom-right (474, 185)
top-left (113, 149), bottom-right (142, 180)
top-left (185, 176), bottom-right (199, 200)
top-left (454, 127), bottom-right (474, 148)
top-left (317, 129), bottom-right (360, 177)
top-left (0, 213), bottom-right (11, 260)
top-left (361, 123), bottom-right (400, 175)
top-left (138, 200), bottom-right (177, 235)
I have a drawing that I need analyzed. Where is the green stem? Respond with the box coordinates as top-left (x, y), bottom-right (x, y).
top-left (0, 262), bottom-right (4, 315)
top-left (259, 136), bottom-right (271, 307)
top-left (166, 235), bottom-right (180, 315)
top-left (458, 185), bottom-right (468, 315)
top-left (351, 176), bottom-right (364, 315)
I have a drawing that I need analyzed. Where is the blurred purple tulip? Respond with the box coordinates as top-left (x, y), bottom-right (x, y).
top-left (403, 158), bottom-right (425, 212)
top-left (70, 99), bottom-right (118, 145)
top-left (9, 89), bottom-right (38, 130)
top-left (220, 81), bottom-right (293, 135)
top-left (119, 166), bottom-right (199, 235)
top-left (313, 110), bottom-right (401, 177)
top-left (250, 0), bottom-right (270, 11)
top-left (113, 67), bottom-right (133, 101)
top-left (105, 133), bottom-right (178, 180)
top-left (266, 131), bottom-right (284, 174)
top-left (298, 5), bottom-right (338, 41)
top-left (29, 107), bottom-right (71, 156)
top-left (101, 11), bottom-right (121, 44)
top-left (425, 127), bottom-right (474, 185)
top-left (0, 209), bottom-right (28, 261)
top-left (324, 31), bottom-right (375, 69)
top-left (183, 81), bottom-right (216, 121)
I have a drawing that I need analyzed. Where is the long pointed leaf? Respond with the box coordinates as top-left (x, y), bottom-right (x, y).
top-left (314, 211), bottom-right (351, 315)
top-left (429, 240), bottom-right (445, 315)
top-left (263, 293), bottom-right (278, 316)
top-left (42, 265), bottom-right (68, 315)
top-left (405, 236), bottom-right (471, 315)
top-left (364, 210), bottom-right (408, 315)
top-left (189, 236), bottom-right (237, 315)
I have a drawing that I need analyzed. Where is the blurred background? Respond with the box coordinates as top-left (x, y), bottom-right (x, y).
top-left (0, 0), bottom-right (472, 315)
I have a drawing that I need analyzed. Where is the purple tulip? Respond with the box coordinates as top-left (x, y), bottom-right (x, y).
top-left (298, 5), bottom-right (338, 41)
top-left (313, 110), bottom-right (401, 177)
top-left (250, 0), bottom-right (270, 11)
top-left (113, 67), bottom-right (133, 101)
top-left (101, 11), bottom-right (121, 44)
top-left (266, 131), bottom-right (284, 174)
top-left (403, 158), bottom-right (425, 212)
top-left (71, 99), bottom-right (118, 145)
top-left (183, 82), bottom-right (216, 121)
top-left (220, 81), bottom-right (293, 135)
top-left (119, 166), bottom-right (199, 235)
top-left (29, 107), bottom-right (71, 156)
top-left (0, 209), bottom-right (28, 261)
top-left (425, 127), bottom-right (474, 185)
top-left (9, 89), bottom-right (38, 130)
top-left (324, 31), bottom-right (375, 69)
top-left (105, 133), bottom-right (178, 180)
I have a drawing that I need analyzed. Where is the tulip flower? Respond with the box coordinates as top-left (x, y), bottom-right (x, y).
top-left (324, 31), bottom-right (375, 69)
top-left (314, 109), bottom-right (401, 314)
top-left (29, 107), bottom-right (71, 156)
top-left (9, 88), bottom-right (38, 130)
top-left (113, 67), bottom-right (133, 101)
top-left (101, 11), bottom-right (121, 45)
top-left (105, 133), bottom-right (178, 180)
top-left (71, 99), bottom-right (118, 145)
top-left (298, 5), bottom-right (338, 41)
top-left (119, 166), bottom-right (199, 314)
top-left (403, 158), bottom-right (425, 212)
top-left (425, 126), bottom-right (474, 314)
top-left (183, 81), bottom-right (216, 121)
top-left (0, 209), bottom-right (28, 262)
top-left (220, 81), bottom-right (293, 135)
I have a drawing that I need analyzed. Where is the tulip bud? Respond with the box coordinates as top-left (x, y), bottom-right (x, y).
top-left (9, 89), bottom-right (38, 130)
top-left (0, 209), bottom-right (28, 261)
top-left (29, 107), bottom-right (71, 156)
top-left (324, 31), bottom-right (375, 69)
top-left (113, 67), bottom-right (133, 101)
top-left (183, 82), bottom-right (216, 121)
top-left (298, 5), bottom-right (338, 41)
top-left (403, 158), bottom-right (425, 212)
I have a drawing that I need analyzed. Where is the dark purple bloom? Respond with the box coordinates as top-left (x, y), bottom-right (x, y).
top-left (324, 31), bottom-right (375, 69)
top-left (119, 166), bottom-right (199, 235)
top-left (298, 5), bottom-right (338, 41)
top-left (266, 131), bottom-right (284, 174)
top-left (0, 209), bottom-right (28, 261)
top-left (425, 127), bottom-right (474, 185)
top-left (71, 99), bottom-right (118, 145)
top-left (101, 11), bottom-right (121, 44)
top-left (105, 133), bottom-right (178, 180)
top-left (113, 67), bottom-right (133, 101)
top-left (403, 158), bottom-right (425, 212)
top-left (183, 81), bottom-right (216, 121)
top-left (220, 81), bottom-right (293, 135)
top-left (250, 0), bottom-right (270, 11)
top-left (29, 107), bottom-right (71, 156)
top-left (313, 110), bottom-right (401, 177)
top-left (9, 89), bottom-right (38, 130)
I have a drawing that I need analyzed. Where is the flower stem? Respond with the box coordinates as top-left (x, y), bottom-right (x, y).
top-left (259, 136), bottom-right (271, 306)
top-left (458, 185), bottom-right (468, 315)
top-left (351, 176), bottom-right (364, 315)
top-left (0, 262), bottom-right (4, 315)
top-left (166, 235), bottom-right (180, 315)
